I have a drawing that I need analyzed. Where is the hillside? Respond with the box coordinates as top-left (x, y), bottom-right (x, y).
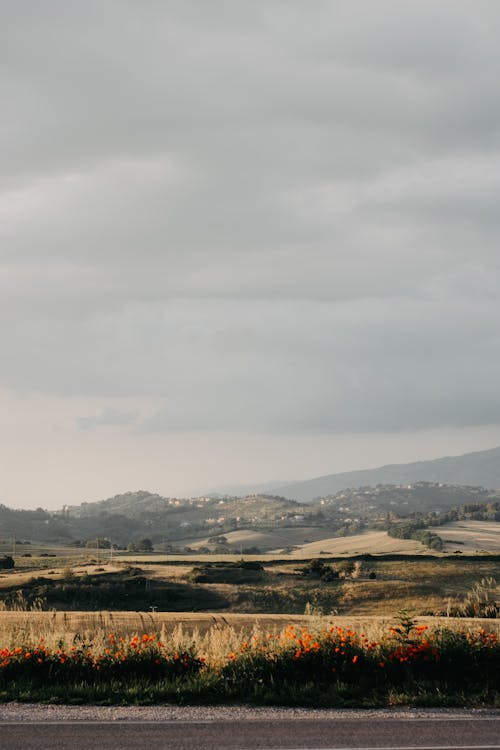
top-left (0, 492), bottom-right (315, 548)
top-left (1, 483), bottom-right (499, 553)
top-left (270, 446), bottom-right (500, 501)
top-left (317, 482), bottom-right (495, 518)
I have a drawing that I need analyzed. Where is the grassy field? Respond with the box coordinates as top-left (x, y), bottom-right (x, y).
top-left (0, 554), bottom-right (498, 616)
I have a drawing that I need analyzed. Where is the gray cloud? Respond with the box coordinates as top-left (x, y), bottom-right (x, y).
top-left (1, 0), bottom-right (500, 436)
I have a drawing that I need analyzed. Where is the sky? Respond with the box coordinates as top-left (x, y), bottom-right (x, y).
top-left (2, 1), bottom-right (500, 509)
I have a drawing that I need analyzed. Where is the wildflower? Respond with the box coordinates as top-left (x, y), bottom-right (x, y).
top-left (352, 655), bottom-right (358, 664)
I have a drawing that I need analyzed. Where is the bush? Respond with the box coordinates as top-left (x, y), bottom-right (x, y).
top-left (299, 560), bottom-right (338, 580)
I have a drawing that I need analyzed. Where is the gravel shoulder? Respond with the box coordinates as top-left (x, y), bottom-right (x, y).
top-left (0, 704), bottom-right (499, 723)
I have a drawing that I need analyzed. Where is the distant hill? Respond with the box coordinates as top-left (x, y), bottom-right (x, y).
top-left (269, 446), bottom-right (500, 502)
top-left (1, 481), bottom-right (499, 552)
top-left (0, 492), bottom-right (310, 547)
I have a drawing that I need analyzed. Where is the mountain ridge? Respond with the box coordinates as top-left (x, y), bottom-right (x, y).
top-left (262, 446), bottom-right (500, 502)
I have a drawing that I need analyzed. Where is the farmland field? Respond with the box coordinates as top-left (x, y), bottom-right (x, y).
top-left (124, 522), bottom-right (500, 559)
top-left (439, 520), bottom-right (500, 553)
top-left (120, 531), bottom-right (435, 562)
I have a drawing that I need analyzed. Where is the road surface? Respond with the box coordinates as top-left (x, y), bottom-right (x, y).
top-left (0, 706), bottom-right (498, 750)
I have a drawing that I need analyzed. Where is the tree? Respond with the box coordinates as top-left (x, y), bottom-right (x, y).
top-left (128, 538), bottom-right (154, 552)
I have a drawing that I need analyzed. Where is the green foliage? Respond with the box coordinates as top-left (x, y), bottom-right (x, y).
top-left (299, 559), bottom-right (339, 581)
top-left (0, 556), bottom-right (14, 570)
top-left (388, 523), bottom-right (444, 550)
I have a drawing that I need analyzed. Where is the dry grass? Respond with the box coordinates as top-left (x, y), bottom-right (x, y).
top-left (439, 520), bottom-right (500, 554)
top-left (119, 530), bottom-right (431, 563)
top-left (0, 611), bottom-right (499, 669)
top-left (0, 564), bottom-right (122, 589)
top-left (288, 531), bottom-right (427, 557)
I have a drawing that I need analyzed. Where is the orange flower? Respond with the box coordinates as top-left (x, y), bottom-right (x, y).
top-left (352, 655), bottom-right (358, 664)
top-left (228, 652), bottom-right (236, 660)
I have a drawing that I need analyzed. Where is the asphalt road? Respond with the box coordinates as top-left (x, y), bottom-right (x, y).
top-left (0, 716), bottom-right (498, 750)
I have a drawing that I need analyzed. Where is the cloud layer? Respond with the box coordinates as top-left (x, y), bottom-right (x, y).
top-left (1, 0), bottom-right (500, 499)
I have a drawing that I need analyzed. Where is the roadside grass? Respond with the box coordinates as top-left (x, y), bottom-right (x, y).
top-left (0, 614), bottom-right (498, 706)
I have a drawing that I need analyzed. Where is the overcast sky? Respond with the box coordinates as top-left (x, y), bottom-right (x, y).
top-left (2, 0), bottom-right (500, 509)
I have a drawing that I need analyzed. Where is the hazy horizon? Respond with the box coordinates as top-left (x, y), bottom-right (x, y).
top-left (2, 2), bottom-right (500, 510)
